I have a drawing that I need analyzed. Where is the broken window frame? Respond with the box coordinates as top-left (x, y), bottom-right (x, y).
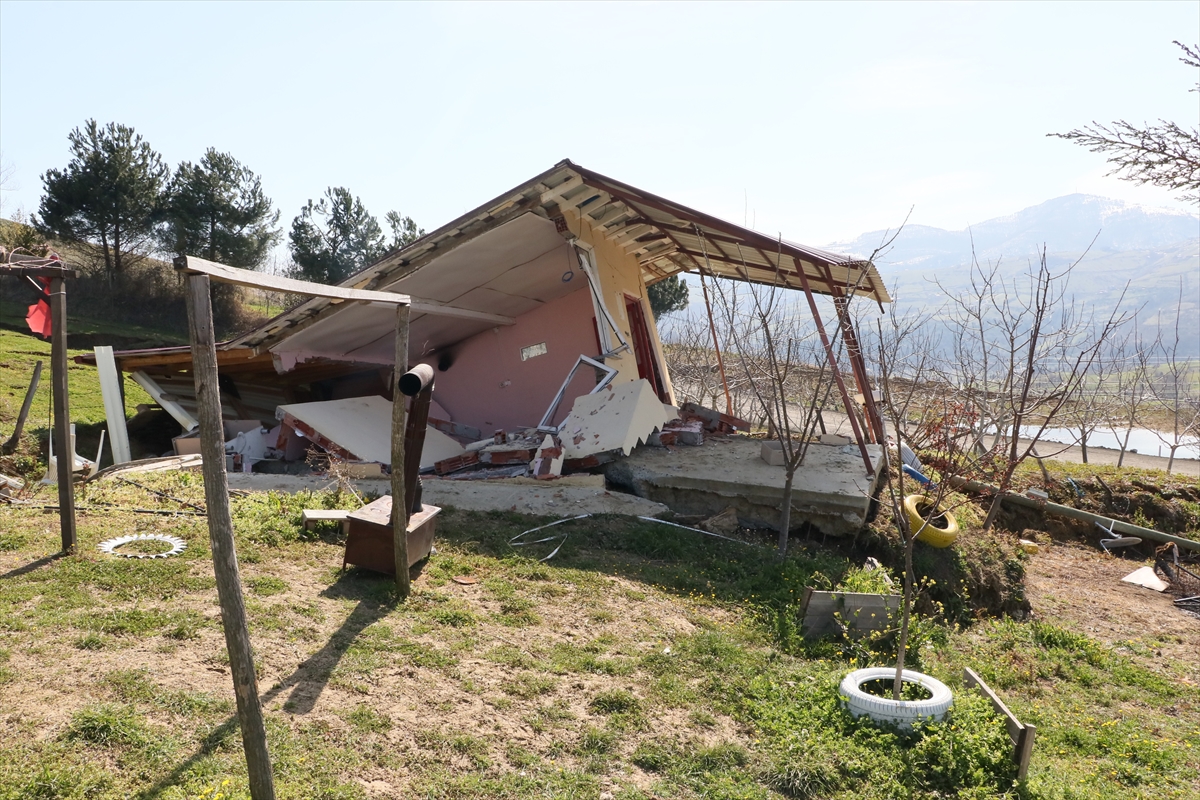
top-left (537, 354), bottom-right (618, 431)
top-left (573, 241), bottom-right (629, 358)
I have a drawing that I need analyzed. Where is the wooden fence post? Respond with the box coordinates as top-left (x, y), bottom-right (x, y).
top-left (185, 273), bottom-right (276, 800)
top-left (49, 275), bottom-right (76, 552)
top-left (391, 303), bottom-right (411, 597)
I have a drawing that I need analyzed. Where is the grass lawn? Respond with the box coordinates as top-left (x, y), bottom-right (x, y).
top-left (1, 471), bottom-right (1197, 799)
top-left (0, 327), bottom-right (155, 472)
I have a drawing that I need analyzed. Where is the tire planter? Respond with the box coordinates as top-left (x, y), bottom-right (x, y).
top-left (839, 667), bottom-right (953, 730)
top-left (903, 494), bottom-right (959, 548)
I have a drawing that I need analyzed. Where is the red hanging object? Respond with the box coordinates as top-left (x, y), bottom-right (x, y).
top-left (26, 277), bottom-right (52, 338)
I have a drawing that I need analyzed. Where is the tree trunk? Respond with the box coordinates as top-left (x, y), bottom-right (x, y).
top-left (778, 469), bottom-right (794, 557)
top-left (893, 526), bottom-right (915, 700)
top-left (113, 221), bottom-right (123, 277)
top-left (1118, 422), bottom-right (1134, 467)
top-left (982, 492), bottom-right (1004, 532)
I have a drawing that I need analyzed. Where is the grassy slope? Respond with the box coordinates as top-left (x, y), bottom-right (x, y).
top-left (0, 327), bottom-right (154, 470)
top-left (0, 473), bottom-right (1197, 799)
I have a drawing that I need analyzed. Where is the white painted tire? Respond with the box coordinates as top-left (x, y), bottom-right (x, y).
top-left (839, 667), bottom-right (953, 730)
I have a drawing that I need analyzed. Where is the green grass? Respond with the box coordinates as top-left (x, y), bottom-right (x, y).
top-left (0, 327), bottom-right (156, 477)
top-left (0, 474), bottom-right (1197, 798)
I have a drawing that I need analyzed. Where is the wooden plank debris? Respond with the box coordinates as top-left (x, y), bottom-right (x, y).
top-left (964, 667), bottom-right (1036, 781)
top-left (2, 360), bottom-right (41, 455)
top-left (94, 347), bottom-right (132, 464)
top-left (301, 509), bottom-right (351, 535)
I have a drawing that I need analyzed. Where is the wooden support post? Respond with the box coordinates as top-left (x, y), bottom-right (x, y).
top-left (49, 277), bottom-right (76, 552)
top-left (185, 274), bottom-right (276, 800)
top-left (391, 303), bottom-right (411, 597)
top-left (830, 287), bottom-right (886, 445)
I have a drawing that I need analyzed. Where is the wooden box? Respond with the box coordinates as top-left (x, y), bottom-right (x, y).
top-left (342, 494), bottom-right (440, 575)
top-left (800, 588), bottom-right (900, 639)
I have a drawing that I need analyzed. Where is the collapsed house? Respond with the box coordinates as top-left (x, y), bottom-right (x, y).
top-left (80, 160), bottom-right (892, 536)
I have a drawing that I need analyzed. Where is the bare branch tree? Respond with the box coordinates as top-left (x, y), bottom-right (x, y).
top-left (939, 246), bottom-right (1129, 531)
top-left (861, 294), bottom-right (976, 699)
top-left (1146, 282), bottom-right (1200, 473)
top-left (1102, 319), bottom-right (1154, 467)
top-left (1049, 41), bottom-right (1200, 203)
top-left (711, 273), bottom-right (833, 556)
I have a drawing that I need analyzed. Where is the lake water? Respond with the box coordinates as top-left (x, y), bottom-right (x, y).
top-left (1016, 426), bottom-right (1200, 461)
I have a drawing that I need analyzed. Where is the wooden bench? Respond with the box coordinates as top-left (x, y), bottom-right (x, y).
top-left (301, 509), bottom-right (351, 535)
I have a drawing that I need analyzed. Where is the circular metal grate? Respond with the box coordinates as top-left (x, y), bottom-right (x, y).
top-left (97, 533), bottom-right (187, 559)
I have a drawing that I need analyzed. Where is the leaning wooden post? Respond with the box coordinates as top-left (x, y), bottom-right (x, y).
top-left (391, 302), bottom-right (412, 597)
top-left (183, 271), bottom-right (276, 800)
top-left (49, 275), bottom-right (77, 552)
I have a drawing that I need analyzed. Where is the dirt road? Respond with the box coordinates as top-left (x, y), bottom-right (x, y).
top-left (816, 410), bottom-right (1199, 478)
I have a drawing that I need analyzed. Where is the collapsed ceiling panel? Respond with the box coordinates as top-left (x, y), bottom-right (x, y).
top-left (270, 213), bottom-right (579, 369)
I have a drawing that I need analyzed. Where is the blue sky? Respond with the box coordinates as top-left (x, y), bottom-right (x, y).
top-left (1, 1), bottom-right (1197, 249)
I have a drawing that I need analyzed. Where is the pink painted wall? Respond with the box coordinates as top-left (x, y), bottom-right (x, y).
top-left (415, 286), bottom-right (602, 434)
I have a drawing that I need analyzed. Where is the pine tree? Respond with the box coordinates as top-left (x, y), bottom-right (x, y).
top-left (35, 120), bottom-right (167, 279)
top-left (647, 274), bottom-right (690, 319)
top-left (160, 149), bottom-right (280, 269)
top-left (289, 187), bottom-right (386, 284)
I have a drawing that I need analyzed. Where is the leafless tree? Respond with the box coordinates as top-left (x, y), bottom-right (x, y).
top-left (1062, 331), bottom-right (1127, 464)
top-left (861, 291), bottom-right (986, 699)
top-left (1050, 41), bottom-right (1200, 204)
top-left (1146, 283), bottom-right (1200, 473)
top-left (709, 273), bottom-right (834, 556)
top-left (939, 247), bottom-right (1129, 531)
top-left (1102, 320), bottom-right (1154, 467)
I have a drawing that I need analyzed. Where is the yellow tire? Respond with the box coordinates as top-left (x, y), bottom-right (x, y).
top-left (904, 494), bottom-right (959, 548)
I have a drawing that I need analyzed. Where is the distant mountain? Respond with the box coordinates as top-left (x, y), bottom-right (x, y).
top-left (823, 195), bottom-right (1199, 357)
top-left (827, 194), bottom-right (1199, 270)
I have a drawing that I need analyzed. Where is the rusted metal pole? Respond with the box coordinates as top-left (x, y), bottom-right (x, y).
top-left (399, 364), bottom-right (434, 520)
top-left (830, 286), bottom-right (886, 445)
top-left (49, 277), bottom-right (76, 552)
top-left (184, 273), bottom-right (276, 800)
top-left (794, 261), bottom-right (874, 475)
top-left (391, 303), bottom-right (412, 597)
top-left (697, 270), bottom-right (733, 416)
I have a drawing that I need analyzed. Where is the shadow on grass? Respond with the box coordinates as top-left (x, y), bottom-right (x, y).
top-left (435, 508), bottom-right (856, 645)
top-left (263, 563), bottom-right (428, 715)
top-left (0, 551), bottom-right (66, 580)
top-left (136, 560), bottom-right (425, 798)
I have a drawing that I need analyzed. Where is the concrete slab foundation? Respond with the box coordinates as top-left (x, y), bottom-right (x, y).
top-left (224, 472), bottom-right (670, 519)
top-left (605, 437), bottom-right (886, 537)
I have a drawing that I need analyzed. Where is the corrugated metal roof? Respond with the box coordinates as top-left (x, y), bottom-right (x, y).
top-left (232, 161), bottom-right (889, 354)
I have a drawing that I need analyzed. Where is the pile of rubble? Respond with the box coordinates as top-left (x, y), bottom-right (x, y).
top-left (429, 382), bottom-right (750, 482)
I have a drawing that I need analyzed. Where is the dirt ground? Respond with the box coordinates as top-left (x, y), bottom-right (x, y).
top-left (1023, 538), bottom-right (1200, 684)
